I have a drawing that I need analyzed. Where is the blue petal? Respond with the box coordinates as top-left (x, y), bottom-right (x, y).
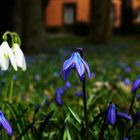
top-left (123, 138), bottom-right (129, 140)
top-left (62, 68), bottom-right (71, 81)
top-left (106, 103), bottom-right (116, 126)
top-left (65, 81), bottom-right (71, 89)
top-left (62, 53), bottom-right (75, 71)
top-left (117, 112), bottom-right (132, 120)
top-left (75, 54), bottom-right (85, 81)
top-left (55, 87), bottom-right (64, 96)
top-left (56, 96), bottom-right (63, 106)
top-left (132, 77), bottom-right (140, 93)
top-left (80, 57), bottom-right (91, 79)
top-left (0, 111), bottom-right (12, 136)
top-left (137, 94), bottom-right (140, 101)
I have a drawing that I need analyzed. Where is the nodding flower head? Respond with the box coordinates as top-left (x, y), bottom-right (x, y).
top-left (0, 41), bottom-right (17, 71)
top-left (132, 76), bottom-right (140, 93)
top-left (12, 43), bottom-right (26, 71)
top-left (61, 51), bottom-right (90, 81)
top-left (106, 102), bottom-right (116, 126)
top-left (106, 102), bottom-right (132, 126)
top-left (0, 110), bottom-right (12, 136)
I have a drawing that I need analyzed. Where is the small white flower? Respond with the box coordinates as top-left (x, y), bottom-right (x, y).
top-left (0, 41), bottom-right (17, 71)
top-left (12, 43), bottom-right (26, 71)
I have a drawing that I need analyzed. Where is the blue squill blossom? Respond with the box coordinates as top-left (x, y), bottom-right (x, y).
top-left (61, 51), bottom-right (90, 81)
top-left (65, 81), bottom-right (71, 89)
top-left (123, 138), bottom-right (129, 140)
top-left (106, 102), bottom-right (116, 126)
top-left (124, 67), bottom-right (131, 73)
top-left (123, 78), bottom-right (131, 85)
top-left (137, 94), bottom-right (140, 101)
top-left (106, 103), bottom-right (132, 126)
top-left (0, 110), bottom-right (12, 136)
top-left (132, 76), bottom-right (140, 93)
top-left (55, 87), bottom-right (64, 106)
top-left (75, 91), bottom-right (83, 97)
top-left (133, 110), bottom-right (140, 124)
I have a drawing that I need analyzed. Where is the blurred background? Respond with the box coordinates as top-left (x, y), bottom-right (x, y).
top-left (1, 0), bottom-right (140, 52)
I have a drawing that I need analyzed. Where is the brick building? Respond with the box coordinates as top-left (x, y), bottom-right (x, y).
top-left (44, 0), bottom-right (140, 32)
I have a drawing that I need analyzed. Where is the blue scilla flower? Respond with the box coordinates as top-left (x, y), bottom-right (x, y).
top-left (124, 67), bottom-right (131, 73)
top-left (65, 81), bottom-right (71, 89)
top-left (91, 72), bottom-right (96, 79)
top-left (132, 76), bottom-right (140, 93)
top-left (106, 103), bottom-right (132, 126)
top-left (134, 61), bottom-right (140, 67)
top-left (61, 51), bottom-right (91, 81)
top-left (55, 87), bottom-right (64, 106)
top-left (133, 110), bottom-right (140, 124)
top-left (106, 102), bottom-right (116, 126)
top-left (123, 78), bottom-right (131, 85)
top-left (123, 138), bottom-right (129, 140)
top-left (75, 91), bottom-right (83, 97)
top-left (0, 110), bottom-right (12, 136)
top-left (137, 94), bottom-right (140, 101)
top-left (34, 74), bottom-right (41, 81)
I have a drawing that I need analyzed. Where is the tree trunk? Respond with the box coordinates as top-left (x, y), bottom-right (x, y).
top-left (121, 0), bottom-right (133, 34)
top-left (89, 0), bottom-right (112, 44)
top-left (21, 0), bottom-right (47, 52)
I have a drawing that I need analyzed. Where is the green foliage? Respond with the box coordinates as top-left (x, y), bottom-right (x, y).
top-left (1, 39), bottom-right (140, 139)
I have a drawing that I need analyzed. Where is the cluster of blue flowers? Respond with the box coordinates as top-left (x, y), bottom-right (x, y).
top-left (60, 48), bottom-right (140, 140)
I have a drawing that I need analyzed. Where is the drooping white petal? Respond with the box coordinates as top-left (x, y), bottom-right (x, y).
top-left (0, 41), bottom-right (17, 71)
top-left (7, 48), bottom-right (17, 71)
top-left (0, 50), bottom-right (9, 71)
top-left (0, 42), bottom-right (9, 71)
top-left (13, 43), bottom-right (26, 71)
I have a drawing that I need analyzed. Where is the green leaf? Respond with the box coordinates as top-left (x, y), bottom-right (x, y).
top-left (66, 124), bottom-right (72, 140)
top-left (90, 111), bottom-right (106, 128)
top-left (63, 121), bottom-right (73, 140)
top-left (4, 102), bottom-right (24, 140)
top-left (67, 106), bottom-right (81, 124)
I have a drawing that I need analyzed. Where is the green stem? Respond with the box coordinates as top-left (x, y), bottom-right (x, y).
top-left (129, 91), bottom-right (136, 114)
top-left (12, 32), bottom-right (21, 46)
top-left (78, 48), bottom-right (89, 129)
top-left (9, 75), bottom-right (14, 104)
top-left (2, 31), bottom-right (14, 45)
top-left (99, 112), bottom-right (107, 140)
top-left (82, 77), bottom-right (88, 129)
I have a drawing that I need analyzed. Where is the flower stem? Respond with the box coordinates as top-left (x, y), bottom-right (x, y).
top-left (82, 77), bottom-right (88, 129)
top-left (9, 75), bottom-right (14, 104)
top-left (99, 112), bottom-right (107, 140)
top-left (129, 91), bottom-right (136, 114)
top-left (78, 48), bottom-right (89, 129)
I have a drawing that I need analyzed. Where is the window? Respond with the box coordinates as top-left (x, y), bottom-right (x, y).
top-left (137, 8), bottom-right (140, 22)
top-left (63, 4), bottom-right (76, 25)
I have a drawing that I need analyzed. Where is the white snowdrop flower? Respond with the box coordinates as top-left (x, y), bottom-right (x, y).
top-left (12, 43), bottom-right (26, 71)
top-left (0, 41), bottom-right (17, 71)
